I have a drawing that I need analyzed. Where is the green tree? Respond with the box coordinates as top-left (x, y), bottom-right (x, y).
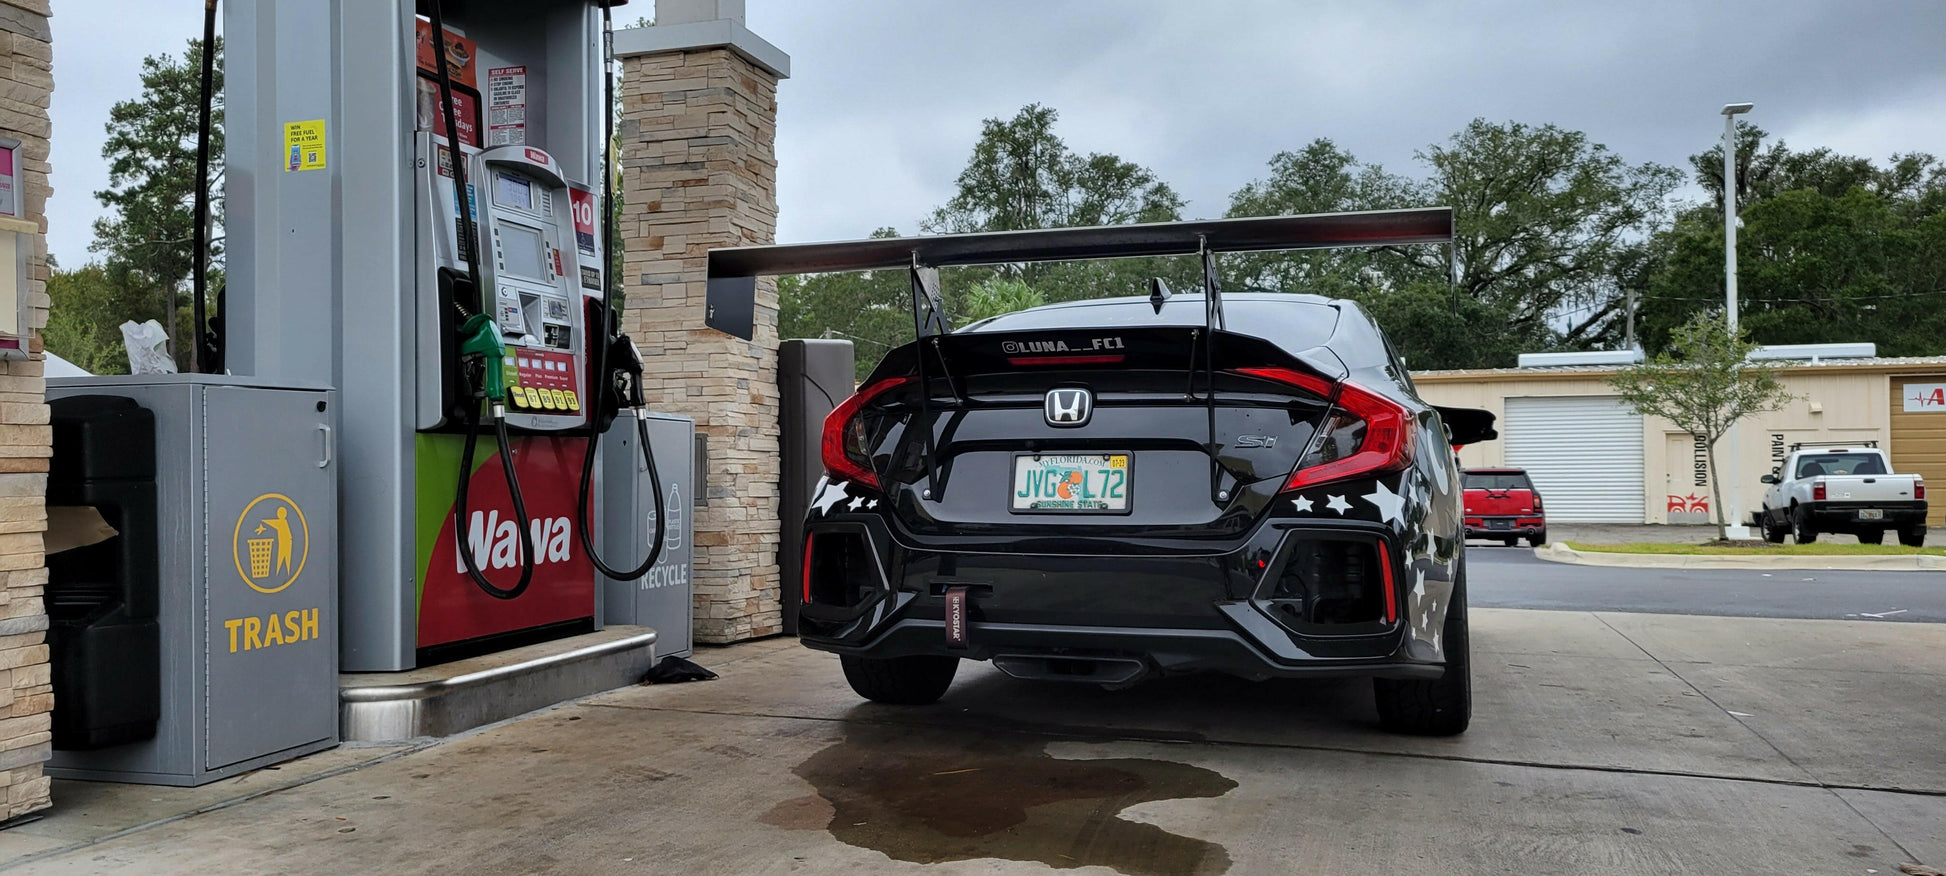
top-left (1608, 313), bottom-right (1793, 540)
top-left (922, 103), bottom-right (1196, 303)
top-left (923, 104), bottom-right (1183, 235)
top-left (782, 105), bottom-right (1196, 379)
top-left (90, 37), bottom-right (223, 370)
top-left (1637, 128), bottom-right (1946, 355)
top-left (1227, 122), bottom-right (1680, 368)
top-left (44, 260), bottom-right (143, 375)
top-left (1224, 138), bottom-right (1418, 299)
top-left (954, 277), bottom-right (1046, 324)
top-left (1408, 120), bottom-right (1681, 351)
top-left (777, 228), bottom-right (911, 381)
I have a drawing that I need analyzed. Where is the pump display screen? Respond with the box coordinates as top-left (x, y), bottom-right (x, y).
top-left (494, 173), bottom-right (533, 211)
top-left (498, 223), bottom-right (546, 281)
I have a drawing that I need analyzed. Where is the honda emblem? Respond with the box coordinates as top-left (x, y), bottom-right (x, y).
top-left (1044, 388), bottom-right (1093, 427)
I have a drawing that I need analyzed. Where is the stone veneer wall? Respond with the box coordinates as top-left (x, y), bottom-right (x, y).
top-left (0, 0), bottom-right (54, 819)
top-left (618, 47), bottom-right (783, 643)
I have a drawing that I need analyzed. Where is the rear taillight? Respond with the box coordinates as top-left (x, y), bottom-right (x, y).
top-left (1231, 367), bottom-right (1415, 491)
top-left (1291, 389), bottom-right (1415, 490)
top-left (1812, 479), bottom-right (1827, 501)
top-left (821, 376), bottom-right (912, 491)
top-left (1533, 494), bottom-right (1543, 512)
top-left (1916, 480), bottom-right (1927, 501)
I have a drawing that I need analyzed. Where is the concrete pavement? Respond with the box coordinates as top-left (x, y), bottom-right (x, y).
top-left (2, 609), bottom-right (1943, 874)
top-left (1533, 522), bottom-right (1946, 546)
top-left (1469, 546), bottom-right (1946, 622)
top-left (1537, 542), bottom-right (1946, 572)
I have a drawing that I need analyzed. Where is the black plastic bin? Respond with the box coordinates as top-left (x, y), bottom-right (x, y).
top-left (46, 395), bottom-right (161, 750)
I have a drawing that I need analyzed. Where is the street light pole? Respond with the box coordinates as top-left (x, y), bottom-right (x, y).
top-left (1721, 101), bottom-right (1754, 539)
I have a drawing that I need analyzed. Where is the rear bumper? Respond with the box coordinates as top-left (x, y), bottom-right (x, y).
top-left (1801, 501), bottom-right (1929, 529)
top-left (797, 496), bottom-right (1462, 682)
top-left (805, 617), bottom-right (1439, 681)
top-left (1464, 516), bottom-right (1543, 538)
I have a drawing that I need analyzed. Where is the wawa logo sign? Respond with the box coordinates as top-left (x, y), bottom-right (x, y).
top-left (420, 437), bottom-right (594, 650)
top-left (455, 510), bottom-right (573, 571)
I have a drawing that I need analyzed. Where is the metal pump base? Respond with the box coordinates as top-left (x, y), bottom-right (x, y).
top-left (339, 627), bottom-right (659, 742)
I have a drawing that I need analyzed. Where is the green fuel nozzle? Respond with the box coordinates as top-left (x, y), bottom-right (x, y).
top-left (458, 314), bottom-right (515, 410)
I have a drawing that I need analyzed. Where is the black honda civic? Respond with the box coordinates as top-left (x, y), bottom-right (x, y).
top-left (710, 208), bottom-right (1492, 735)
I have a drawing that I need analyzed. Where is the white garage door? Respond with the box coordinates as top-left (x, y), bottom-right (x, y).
top-left (1503, 396), bottom-right (1645, 523)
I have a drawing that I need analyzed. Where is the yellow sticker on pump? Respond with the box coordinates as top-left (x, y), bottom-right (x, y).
top-left (524, 387), bottom-right (543, 409)
top-left (564, 391), bottom-right (580, 411)
top-left (282, 119), bottom-right (327, 171)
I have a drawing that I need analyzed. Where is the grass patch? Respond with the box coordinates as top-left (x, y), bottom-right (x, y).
top-left (1561, 541), bottom-right (1944, 557)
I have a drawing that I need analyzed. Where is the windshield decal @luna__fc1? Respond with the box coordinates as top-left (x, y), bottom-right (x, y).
top-left (1000, 337), bottom-right (1126, 354)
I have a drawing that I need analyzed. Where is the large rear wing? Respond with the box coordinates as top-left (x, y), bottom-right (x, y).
top-left (706, 208), bottom-right (1458, 501)
top-left (702, 207), bottom-right (1454, 340)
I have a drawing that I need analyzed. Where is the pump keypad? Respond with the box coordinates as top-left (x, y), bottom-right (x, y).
top-left (508, 348), bottom-right (580, 416)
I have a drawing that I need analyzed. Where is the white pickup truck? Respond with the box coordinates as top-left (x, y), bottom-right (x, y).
top-left (1757, 443), bottom-right (1927, 546)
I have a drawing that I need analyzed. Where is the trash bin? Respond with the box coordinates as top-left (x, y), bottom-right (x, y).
top-left (46, 375), bottom-right (339, 786)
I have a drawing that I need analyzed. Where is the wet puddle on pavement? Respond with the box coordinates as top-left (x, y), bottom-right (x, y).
top-left (765, 724), bottom-right (1236, 875)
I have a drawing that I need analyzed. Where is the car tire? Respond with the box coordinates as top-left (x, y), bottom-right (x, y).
top-left (1500, 536), bottom-right (1517, 547)
top-left (840, 654), bottom-right (959, 705)
top-left (1374, 566), bottom-right (1471, 737)
top-left (1761, 511), bottom-right (1788, 544)
top-left (1857, 529), bottom-right (1884, 545)
top-left (1792, 505), bottom-right (1818, 544)
top-left (1899, 526), bottom-right (1927, 548)
top-left (1525, 529), bottom-right (1547, 548)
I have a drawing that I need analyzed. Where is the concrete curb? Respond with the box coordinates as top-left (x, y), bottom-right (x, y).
top-left (1533, 542), bottom-right (1946, 572)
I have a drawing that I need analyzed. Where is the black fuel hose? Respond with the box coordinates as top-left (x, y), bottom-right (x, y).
top-left (431, 0), bottom-right (537, 598)
top-left (190, 0), bottom-right (218, 372)
top-left (577, 409), bottom-right (666, 580)
top-left (455, 401), bottom-right (537, 600)
top-left (576, 0), bottom-right (668, 581)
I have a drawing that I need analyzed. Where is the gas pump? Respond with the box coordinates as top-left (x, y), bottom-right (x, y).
top-left (223, 0), bottom-right (680, 671)
top-left (413, 1), bottom-right (664, 656)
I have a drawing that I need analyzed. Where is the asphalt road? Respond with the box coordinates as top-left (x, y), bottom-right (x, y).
top-left (1467, 542), bottom-right (1946, 623)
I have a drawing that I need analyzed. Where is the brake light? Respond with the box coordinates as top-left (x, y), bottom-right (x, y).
top-left (1533, 494), bottom-right (1543, 513)
top-left (821, 376), bottom-right (912, 491)
top-left (1916, 480), bottom-right (1926, 501)
top-left (1006, 354), bottom-right (1125, 367)
top-left (1812, 479), bottom-right (1826, 501)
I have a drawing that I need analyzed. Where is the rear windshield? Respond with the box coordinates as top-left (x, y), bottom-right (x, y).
top-left (1463, 472), bottom-right (1532, 490)
top-left (1795, 453), bottom-right (1885, 478)
top-left (963, 295), bottom-right (1340, 355)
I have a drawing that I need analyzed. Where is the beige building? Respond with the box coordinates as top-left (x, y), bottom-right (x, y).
top-left (1415, 357), bottom-right (1946, 527)
top-left (0, 0), bottom-right (53, 818)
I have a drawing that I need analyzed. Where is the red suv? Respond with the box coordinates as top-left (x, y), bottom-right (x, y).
top-left (1463, 468), bottom-right (1546, 547)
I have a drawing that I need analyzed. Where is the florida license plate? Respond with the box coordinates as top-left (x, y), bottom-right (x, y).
top-left (1858, 509), bottom-right (1883, 520)
top-left (1488, 519), bottom-right (1512, 530)
top-left (1011, 453), bottom-right (1131, 513)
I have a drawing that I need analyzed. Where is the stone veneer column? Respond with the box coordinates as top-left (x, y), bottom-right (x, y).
top-left (614, 2), bottom-right (790, 643)
top-left (0, 0), bottom-right (53, 819)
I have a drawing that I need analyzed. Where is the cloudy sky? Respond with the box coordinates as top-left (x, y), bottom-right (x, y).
top-left (45, 0), bottom-right (1946, 267)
